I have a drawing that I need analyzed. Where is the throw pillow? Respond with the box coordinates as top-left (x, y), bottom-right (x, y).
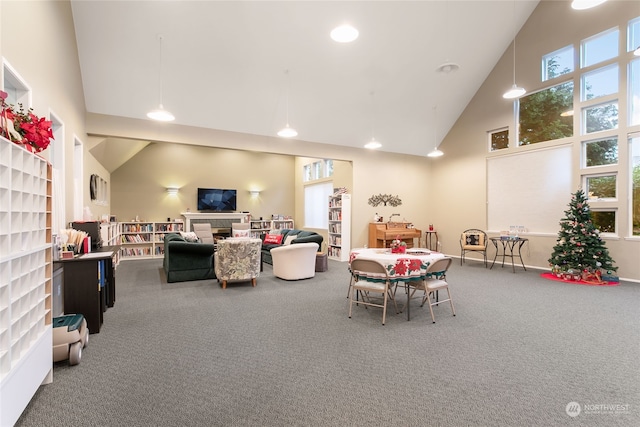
top-left (465, 233), bottom-right (480, 246)
top-left (180, 231), bottom-right (199, 242)
top-left (263, 234), bottom-right (283, 245)
top-left (283, 235), bottom-right (297, 245)
top-left (233, 229), bottom-right (251, 238)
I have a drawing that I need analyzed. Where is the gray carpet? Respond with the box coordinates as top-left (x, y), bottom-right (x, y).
top-left (16, 258), bottom-right (639, 426)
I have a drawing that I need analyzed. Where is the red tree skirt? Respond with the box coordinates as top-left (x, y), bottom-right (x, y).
top-left (540, 272), bottom-right (618, 286)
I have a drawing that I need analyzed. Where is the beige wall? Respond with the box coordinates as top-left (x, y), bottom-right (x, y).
top-left (0, 0), bottom-right (108, 226)
top-left (111, 142), bottom-right (295, 223)
top-left (3, 1), bottom-right (638, 280)
top-left (432, 0), bottom-right (640, 280)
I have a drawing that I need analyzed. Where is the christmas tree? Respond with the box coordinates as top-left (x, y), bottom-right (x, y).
top-left (548, 189), bottom-right (617, 274)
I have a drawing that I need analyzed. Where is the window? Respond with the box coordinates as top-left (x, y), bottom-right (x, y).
top-left (542, 45), bottom-right (574, 81)
top-left (583, 137), bottom-right (618, 167)
top-left (304, 182), bottom-right (332, 229)
top-left (585, 174), bottom-right (617, 200)
top-left (591, 210), bottom-right (616, 234)
top-left (630, 58), bottom-right (640, 126)
top-left (489, 128), bottom-right (509, 151)
top-left (519, 81), bottom-right (574, 145)
top-left (581, 28), bottom-right (619, 68)
top-left (581, 64), bottom-right (618, 101)
top-left (631, 134), bottom-right (640, 235)
top-left (583, 101), bottom-right (618, 134)
top-left (627, 17), bottom-right (640, 54)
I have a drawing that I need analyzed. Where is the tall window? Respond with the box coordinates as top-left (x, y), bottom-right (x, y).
top-left (519, 81), bottom-right (574, 145)
top-left (631, 134), bottom-right (640, 235)
top-left (581, 27), bottom-right (619, 68)
top-left (304, 182), bottom-right (332, 229)
top-left (542, 45), bottom-right (574, 81)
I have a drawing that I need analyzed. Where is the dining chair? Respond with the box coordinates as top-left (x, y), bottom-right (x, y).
top-left (405, 257), bottom-right (455, 323)
top-left (348, 259), bottom-right (399, 325)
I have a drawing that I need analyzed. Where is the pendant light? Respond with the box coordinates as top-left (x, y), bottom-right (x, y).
top-left (147, 35), bottom-right (175, 122)
top-left (277, 70), bottom-right (297, 138)
top-left (427, 106), bottom-right (443, 158)
top-left (364, 91), bottom-right (381, 149)
top-left (503, 2), bottom-right (526, 100)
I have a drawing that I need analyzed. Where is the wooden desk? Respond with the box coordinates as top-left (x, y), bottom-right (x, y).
top-left (368, 222), bottom-right (421, 249)
top-left (54, 246), bottom-right (118, 334)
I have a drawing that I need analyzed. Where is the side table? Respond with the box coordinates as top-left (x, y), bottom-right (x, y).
top-left (425, 230), bottom-right (438, 251)
top-left (489, 237), bottom-right (528, 273)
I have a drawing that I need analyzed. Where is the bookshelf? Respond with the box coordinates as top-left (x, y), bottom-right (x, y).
top-left (328, 193), bottom-right (351, 261)
top-left (271, 219), bottom-right (294, 231)
top-left (250, 220), bottom-right (271, 238)
top-left (119, 222), bottom-right (183, 260)
top-left (0, 137), bottom-right (53, 426)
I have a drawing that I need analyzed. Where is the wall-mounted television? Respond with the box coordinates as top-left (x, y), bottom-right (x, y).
top-left (197, 188), bottom-right (237, 212)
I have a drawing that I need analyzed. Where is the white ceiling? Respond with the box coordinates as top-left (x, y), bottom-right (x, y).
top-left (71, 0), bottom-right (539, 157)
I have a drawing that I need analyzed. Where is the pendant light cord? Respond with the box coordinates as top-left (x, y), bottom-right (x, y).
top-left (158, 35), bottom-right (165, 106)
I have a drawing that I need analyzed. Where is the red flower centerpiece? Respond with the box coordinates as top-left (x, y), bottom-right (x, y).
top-left (390, 235), bottom-right (407, 254)
top-left (0, 90), bottom-right (53, 152)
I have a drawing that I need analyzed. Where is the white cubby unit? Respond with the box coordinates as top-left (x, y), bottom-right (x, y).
top-left (271, 219), bottom-right (294, 231)
top-left (328, 193), bottom-right (351, 261)
top-left (119, 222), bottom-right (184, 260)
top-left (0, 136), bottom-right (54, 426)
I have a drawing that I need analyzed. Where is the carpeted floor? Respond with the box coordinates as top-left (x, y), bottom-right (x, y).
top-left (15, 258), bottom-right (640, 426)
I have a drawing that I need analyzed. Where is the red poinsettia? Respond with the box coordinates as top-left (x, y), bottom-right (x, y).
top-left (0, 90), bottom-right (53, 152)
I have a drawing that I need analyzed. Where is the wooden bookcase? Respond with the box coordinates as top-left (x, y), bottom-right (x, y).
top-left (0, 137), bottom-right (53, 426)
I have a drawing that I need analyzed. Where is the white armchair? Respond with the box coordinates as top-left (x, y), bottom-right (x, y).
top-left (271, 242), bottom-right (319, 280)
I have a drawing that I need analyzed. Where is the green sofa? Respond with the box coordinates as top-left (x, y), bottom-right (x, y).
top-left (163, 233), bottom-right (216, 283)
top-left (261, 229), bottom-right (323, 265)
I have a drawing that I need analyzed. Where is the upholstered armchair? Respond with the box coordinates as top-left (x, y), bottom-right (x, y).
top-left (271, 242), bottom-right (319, 280)
top-left (459, 229), bottom-right (488, 267)
top-left (192, 223), bottom-right (214, 244)
top-left (163, 233), bottom-right (216, 283)
top-left (214, 238), bottom-right (262, 289)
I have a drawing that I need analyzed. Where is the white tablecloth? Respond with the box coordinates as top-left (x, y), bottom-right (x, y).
top-left (349, 248), bottom-right (445, 282)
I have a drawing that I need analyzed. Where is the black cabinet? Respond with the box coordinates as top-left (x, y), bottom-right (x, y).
top-left (54, 246), bottom-right (118, 334)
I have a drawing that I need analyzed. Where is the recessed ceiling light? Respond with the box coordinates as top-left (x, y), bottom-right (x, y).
top-left (331, 25), bottom-right (359, 43)
top-left (364, 138), bottom-right (381, 149)
top-left (571, 0), bottom-right (607, 10)
top-left (436, 62), bottom-right (460, 74)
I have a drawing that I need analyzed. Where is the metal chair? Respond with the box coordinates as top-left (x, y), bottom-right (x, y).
top-left (348, 259), bottom-right (399, 325)
top-left (407, 257), bottom-right (455, 323)
top-left (459, 229), bottom-right (488, 267)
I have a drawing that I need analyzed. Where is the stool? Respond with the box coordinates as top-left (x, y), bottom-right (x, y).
top-left (315, 252), bottom-right (328, 272)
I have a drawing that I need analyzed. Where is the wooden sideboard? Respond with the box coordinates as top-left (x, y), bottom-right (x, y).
top-left (368, 222), bottom-right (422, 248)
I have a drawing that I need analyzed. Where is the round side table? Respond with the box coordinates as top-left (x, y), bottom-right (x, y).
top-left (425, 230), bottom-right (438, 251)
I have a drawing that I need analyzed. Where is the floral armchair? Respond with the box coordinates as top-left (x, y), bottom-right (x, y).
top-left (214, 238), bottom-right (262, 289)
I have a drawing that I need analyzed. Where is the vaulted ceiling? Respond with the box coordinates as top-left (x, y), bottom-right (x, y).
top-left (71, 0), bottom-right (539, 168)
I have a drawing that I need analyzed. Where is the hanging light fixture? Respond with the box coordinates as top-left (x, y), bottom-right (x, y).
top-left (503, 2), bottom-right (526, 100)
top-left (364, 91), bottom-right (382, 149)
top-left (571, 0), bottom-right (607, 10)
top-left (427, 106), bottom-right (443, 158)
top-left (147, 35), bottom-right (175, 122)
top-left (277, 70), bottom-right (297, 138)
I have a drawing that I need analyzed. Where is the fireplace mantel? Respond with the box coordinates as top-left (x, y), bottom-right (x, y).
top-left (181, 212), bottom-right (249, 231)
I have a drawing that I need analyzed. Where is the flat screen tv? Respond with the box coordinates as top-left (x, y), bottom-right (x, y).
top-left (197, 188), bottom-right (237, 212)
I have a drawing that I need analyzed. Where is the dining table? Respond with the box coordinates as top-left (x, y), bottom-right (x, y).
top-left (348, 247), bottom-right (446, 321)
